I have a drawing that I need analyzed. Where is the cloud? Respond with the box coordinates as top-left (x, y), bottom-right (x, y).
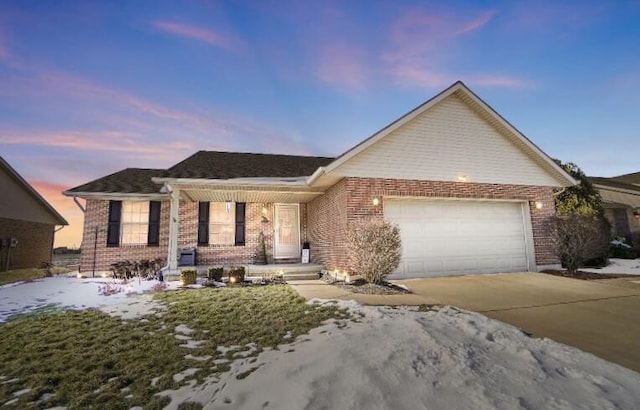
top-left (390, 65), bottom-right (525, 89)
top-left (0, 130), bottom-right (191, 156)
top-left (152, 21), bottom-right (244, 52)
top-left (314, 45), bottom-right (369, 90)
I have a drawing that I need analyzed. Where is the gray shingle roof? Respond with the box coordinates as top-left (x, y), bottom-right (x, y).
top-left (64, 151), bottom-right (336, 195)
top-left (164, 151), bottom-right (334, 179)
top-left (65, 168), bottom-right (164, 194)
top-left (611, 172), bottom-right (640, 185)
top-left (588, 176), bottom-right (640, 194)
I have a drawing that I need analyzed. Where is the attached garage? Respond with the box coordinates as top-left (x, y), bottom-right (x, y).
top-left (385, 198), bottom-right (535, 278)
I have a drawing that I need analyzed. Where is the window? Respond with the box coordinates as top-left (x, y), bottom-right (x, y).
top-left (209, 202), bottom-right (235, 245)
top-left (121, 201), bottom-right (150, 245)
top-left (198, 201), bottom-right (245, 246)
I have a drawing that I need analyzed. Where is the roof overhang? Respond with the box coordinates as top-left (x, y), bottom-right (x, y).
top-left (593, 183), bottom-right (640, 197)
top-left (152, 177), bottom-right (325, 203)
top-left (62, 191), bottom-right (167, 201)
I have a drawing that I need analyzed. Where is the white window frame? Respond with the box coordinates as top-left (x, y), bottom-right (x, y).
top-left (120, 201), bottom-right (150, 245)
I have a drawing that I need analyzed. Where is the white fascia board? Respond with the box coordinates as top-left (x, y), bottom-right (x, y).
top-left (62, 191), bottom-right (167, 201)
top-left (322, 83), bottom-right (461, 175)
top-left (459, 85), bottom-right (577, 187)
top-left (152, 176), bottom-right (309, 187)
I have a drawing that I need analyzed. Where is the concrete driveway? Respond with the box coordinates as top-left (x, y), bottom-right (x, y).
top-left (394, 273), bottom-right (640, 372)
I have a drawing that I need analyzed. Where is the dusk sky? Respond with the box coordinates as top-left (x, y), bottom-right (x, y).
top-left (1, 1), bottom-right (639, 248)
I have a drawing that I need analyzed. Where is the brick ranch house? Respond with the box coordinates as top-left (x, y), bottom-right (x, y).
top-left (64, 82), bottom-right (575, 278)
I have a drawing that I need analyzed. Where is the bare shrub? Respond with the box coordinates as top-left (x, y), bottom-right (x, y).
top-left (550, 215), bottom-right (610, 273)
top-left (347, 220), bottom-right (401, 284)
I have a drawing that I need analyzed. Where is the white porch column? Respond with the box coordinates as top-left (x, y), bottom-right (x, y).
top-left (167, 185), bottom-right (180, 271)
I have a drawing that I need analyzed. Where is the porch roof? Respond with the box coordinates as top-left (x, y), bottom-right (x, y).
top-left (156, 178), bottom-right (324, 203)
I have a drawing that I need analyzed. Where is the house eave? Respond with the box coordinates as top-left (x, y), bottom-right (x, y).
top-left (62, 191), bottom-right (167, 201)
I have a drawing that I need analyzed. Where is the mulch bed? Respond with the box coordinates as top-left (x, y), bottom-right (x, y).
top-left (330, 279), bottom-right (412, 295)
top-left (541, 270), bottom-right (638, 280)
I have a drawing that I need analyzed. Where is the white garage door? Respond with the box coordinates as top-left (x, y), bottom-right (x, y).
top-left (385, 199), bottom-right (531, 278)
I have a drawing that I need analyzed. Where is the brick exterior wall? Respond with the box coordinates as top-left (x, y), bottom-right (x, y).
top-left (306, 179), bottom-right (349, 270)
top-left (0, 217), bottom-right (54, 270)
top-left (307, 177), bottom-right (558, 272)
top-left (79, 200), bottom-right (306, 272)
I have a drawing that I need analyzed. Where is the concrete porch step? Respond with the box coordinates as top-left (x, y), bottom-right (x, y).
top-left (245, 263), bottom-right (324, 281)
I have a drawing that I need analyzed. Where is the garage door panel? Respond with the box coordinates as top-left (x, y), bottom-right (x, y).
top-left (386, 199), bottom-right (530, 278)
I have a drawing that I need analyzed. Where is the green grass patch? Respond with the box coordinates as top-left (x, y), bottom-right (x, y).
top-left (0, 286), bottom-right (349, 408)
top-left (0, 267), bottom-right (73, 286)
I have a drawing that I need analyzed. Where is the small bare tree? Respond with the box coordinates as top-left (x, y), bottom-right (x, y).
top-left (550, 215), bottom-right (609, 273)
top-left (347, 220), bottom-right (401, 284)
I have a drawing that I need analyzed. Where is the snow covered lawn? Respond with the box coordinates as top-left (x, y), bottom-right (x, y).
top-left (1, 276), bottom-right (639, 409)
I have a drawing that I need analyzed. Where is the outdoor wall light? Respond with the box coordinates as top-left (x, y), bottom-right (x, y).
top-left (457, 175), bottom-right (467, 182)
top-left (633, 210), bottom-right (640, 219)
top-left (261, 205), bottom-right (270, 223)
top-left (530, 201), bottom-right (543, 210)
top-left (372, 197), bottom-right (380, 206)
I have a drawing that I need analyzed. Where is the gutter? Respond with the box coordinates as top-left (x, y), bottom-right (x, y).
top-left (306, 167), bottom-right (326, 186)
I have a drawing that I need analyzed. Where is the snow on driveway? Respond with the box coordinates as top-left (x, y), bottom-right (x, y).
top-left (1, 276), bottom-right (639, 409)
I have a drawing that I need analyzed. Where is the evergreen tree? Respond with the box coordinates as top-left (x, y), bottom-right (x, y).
top-left (553, 160), bottom-right (605, 217)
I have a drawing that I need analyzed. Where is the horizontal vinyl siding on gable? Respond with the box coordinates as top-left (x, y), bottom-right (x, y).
top-left (332, 95), bottom-right (560, 187)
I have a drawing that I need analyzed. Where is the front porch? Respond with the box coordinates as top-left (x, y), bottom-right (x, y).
top-left (166, 263), bottom-right (325, 281)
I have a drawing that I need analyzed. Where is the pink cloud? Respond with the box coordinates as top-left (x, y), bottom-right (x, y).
top-left (314, 45), bottom-right (369, 90)
top-left (0, 130), bottom-right (192, 156)
top-left (152, 21), bottom-right (243, 52)
top-left (390, 65), bottom-right (525, 89)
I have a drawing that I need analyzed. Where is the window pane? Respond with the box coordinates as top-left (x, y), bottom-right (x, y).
top-left (121, 201), bottom-right (149, 245)
top-left (209, 202), bottom-right (235, 245)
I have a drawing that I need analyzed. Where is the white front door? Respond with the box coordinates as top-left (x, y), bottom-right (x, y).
top-left (274, 203), bottom-right (300, 259)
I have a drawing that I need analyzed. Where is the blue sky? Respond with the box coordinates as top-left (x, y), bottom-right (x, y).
top-left (1, 0), bottom-right (639, 246)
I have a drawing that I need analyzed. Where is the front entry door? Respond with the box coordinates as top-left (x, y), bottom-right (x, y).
top-left (274, 204), bottom-right (300, 259)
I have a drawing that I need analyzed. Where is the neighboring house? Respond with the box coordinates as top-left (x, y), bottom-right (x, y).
top-left (64, 82), bottom-right (575, 278)
top-left (0, 156), bottom-right (68, 270)
top-left (589, 174), bottom-right (640, 242)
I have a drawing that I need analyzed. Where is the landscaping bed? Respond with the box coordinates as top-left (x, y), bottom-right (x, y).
top-left (541, 269), bottom-right (639, 280)
top-left (329, 278), bottom-right (411, 295)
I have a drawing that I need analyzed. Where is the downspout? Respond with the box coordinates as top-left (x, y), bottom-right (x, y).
top-left (72, 196), bottom-right (86, 212)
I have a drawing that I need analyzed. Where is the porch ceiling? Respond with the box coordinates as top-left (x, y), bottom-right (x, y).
top-left (179, 186), bottom-right (324, 204)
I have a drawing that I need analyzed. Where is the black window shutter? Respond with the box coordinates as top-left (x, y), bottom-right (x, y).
top-left (235, 202), bottom-right (245, 246)
top-left (147, 201), bottom-right (161, 246)
top-left (198, 202), bottom-right (209, 246)
top-left (107, 200), bottom-right (122, 247)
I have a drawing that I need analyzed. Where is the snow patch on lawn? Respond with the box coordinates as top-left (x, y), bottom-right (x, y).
top-left (158, 302), bottom-right (640, 410)
top-left (0, 274), bottom-right (180, 322)
top-left (582, 258), bottom-right (640, 275)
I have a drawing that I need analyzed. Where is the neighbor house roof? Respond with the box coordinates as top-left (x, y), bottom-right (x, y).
top-left (164, 151), bottom-right (334, 179)
top-left (65, 168), bottom-right (165, 195)
top-left (0, 156), bottom-right (68, 225)
top-left (588, 177), bottom-right (640, 194)
top-left (611, 172), bottom-right (640, 185)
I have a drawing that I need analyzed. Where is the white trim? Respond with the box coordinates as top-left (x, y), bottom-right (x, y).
top-left (62, 191), bottom-right (167, 200)
top-left (152, 176), bottom-right (309, 186)
top-left (273, 203), bottom-right (301, 259)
